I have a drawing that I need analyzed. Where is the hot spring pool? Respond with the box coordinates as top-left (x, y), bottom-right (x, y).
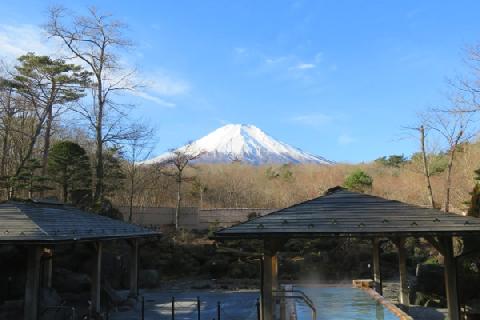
top-left (295, 286), bottom-right (399, 320)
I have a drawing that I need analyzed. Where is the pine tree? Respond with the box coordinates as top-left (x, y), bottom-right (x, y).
top-left (103, 147), bottom-right (126, 198)
top-left (11, 158), bottom-right (49, 199)
top-left (48, 141), bottom-right (91, 203)
top-left (9, 53), bottom-right (89, 178)
top-left (343, 169), bottom-right (373, 193)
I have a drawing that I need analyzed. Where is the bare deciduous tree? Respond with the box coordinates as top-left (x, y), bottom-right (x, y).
top-left (425, 111), bottom-right (473, 212)
top-left (123, 123), bottom-right (154, 223)
top-left (405, 123), bottom-right (436, 208)
top-left (446, 44), bottom-right (480, 113)
top-left (0, 75), bottom-right (16, 178)
top-left (157, 143), bottom-right (203, 231)
top-left (46, 6), bottom-right (136, 204)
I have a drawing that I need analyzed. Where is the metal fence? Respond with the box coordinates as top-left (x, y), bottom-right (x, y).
top-left (107, 295), bottom-right (260, 320)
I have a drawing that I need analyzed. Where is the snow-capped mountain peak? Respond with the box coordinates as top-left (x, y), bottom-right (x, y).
top-left (144, 124), bottom-right (331, 165)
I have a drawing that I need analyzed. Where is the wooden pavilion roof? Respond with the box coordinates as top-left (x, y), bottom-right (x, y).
top-left (214, 187), bottom-right (480, 239)
top-left (0, 201), bottom-right (159, 244)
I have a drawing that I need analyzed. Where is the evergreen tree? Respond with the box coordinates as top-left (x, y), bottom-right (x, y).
top-left (11, 158), bottom-right (49, 198)
top-left (467, 168), bottom-right (480, 218)
top-left (48, 141), bottom-right (91, 203)
top-left (103, 147), bottom-right (126, 198)
top-left (343, 169), bottom-right (373, 193)
top-left (375, 154), bottom-right (408, 168)
top-left (9, 53), bottom-right (89, 178)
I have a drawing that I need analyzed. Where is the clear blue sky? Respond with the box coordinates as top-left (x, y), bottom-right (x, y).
top-left (1, 1), bottom-right (479, 162)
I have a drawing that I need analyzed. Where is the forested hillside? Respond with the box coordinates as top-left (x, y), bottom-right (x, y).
top-left (110, 140), bottom-right (480, 214)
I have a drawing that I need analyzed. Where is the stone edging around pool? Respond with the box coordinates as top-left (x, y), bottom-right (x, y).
top-left (364, 288), bottom-right (413, 320)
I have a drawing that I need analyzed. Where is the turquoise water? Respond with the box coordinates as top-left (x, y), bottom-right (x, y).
top-left (295, 287), bottom-right (399, 320)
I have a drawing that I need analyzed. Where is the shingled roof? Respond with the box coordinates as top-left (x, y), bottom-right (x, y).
top-left (214, 187), bottom-right (480, 239)
top-left (0, 201), bottom-right (159, 244)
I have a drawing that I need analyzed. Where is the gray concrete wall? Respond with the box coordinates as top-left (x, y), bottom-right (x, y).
top-left (198, 208), bottom-right (275, 228)
top-left (118, 206), bottom-right (276, 230)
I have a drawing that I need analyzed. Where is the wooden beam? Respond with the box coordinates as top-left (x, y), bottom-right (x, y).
top-left (24, 246), bottom-right (42, 320)
top-left (372, 238), bottom-right (382, 295)
top-left (91, 242), bottom-right (102, 314)
top-left (441, 237), bottom-right (460, 320)
top-left (128, 239), bottom-right (139, 298)
top-left (424, 236), bottom-right (446, 256)
top-left (394, 237), bottom-right (409, 306)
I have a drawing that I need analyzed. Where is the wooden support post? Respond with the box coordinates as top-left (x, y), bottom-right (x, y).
top-left (442, 237), bottom-right (460, 320)
top-left (24, 246), bottom-right (42, 320)
top-left (396, 238), bottom-right (409, 306)
top-left (91, 242), bottom-right (103, 314)
top-left (279, 296), bottom-right (286, 320)
top-left (263, 253), bottom-right (274, 320)
top-left (272, 254), bottom-right (279, 291)
top-left (272, 254), bottom-right (279, 320)
top-left (372, 238), bottom-right (382, 296)
top-left (42, 248), bottom-right (53, 289)
top-left (260, 257), bottom-right (264, 320)
top-left (262, 240), bottom-right (278, 320)
top-left (128, 239), bottom-right (139, 298)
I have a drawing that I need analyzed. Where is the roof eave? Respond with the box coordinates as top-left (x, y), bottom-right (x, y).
top-left (213, 230), bottom-right (480, 240)
top-left (0, 232), bottom-right (161, 245)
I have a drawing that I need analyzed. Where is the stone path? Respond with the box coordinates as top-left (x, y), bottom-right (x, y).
top-left (382, 281), bottom-right (448, 320)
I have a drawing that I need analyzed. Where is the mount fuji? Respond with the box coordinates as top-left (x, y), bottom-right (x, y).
top-left (144, 124), bottom-right (332, 165)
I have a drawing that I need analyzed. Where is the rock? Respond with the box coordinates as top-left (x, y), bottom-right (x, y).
top-left (408, 279), bottom-right (417, 305)
top-left (53, 268), bottom-right (90, 293)
top-left (0, 300), bottom-right (23, 320)
top-left (124, 298), bottom-right (137, 308)
top-left (103, 281), bottom-right (123, 305)
top-left (191, 283), bottom-right (211, 290)
top-left (414, 292), bottom-right (429, 306)
top-left (424, 299), bottom-right (442, 308)
top-left (40, 288), bottom-right (62, 307)
top-left (139, 269), bottom-right (160, 288)
top-left (118, 305), bottom-right (133, 312)
top-left (415, 264), bottom-right (445, 296)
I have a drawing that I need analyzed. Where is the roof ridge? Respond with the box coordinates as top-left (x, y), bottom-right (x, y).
top-left (323, 186), bottom-right (346, 195)
top-left (214, 185), bottom-right (480, 239)
top-left (16, 203), bottom-right (50, 237)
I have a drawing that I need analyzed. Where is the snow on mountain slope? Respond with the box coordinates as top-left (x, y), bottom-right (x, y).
top-left (143, 124), bottom-right (332, 165)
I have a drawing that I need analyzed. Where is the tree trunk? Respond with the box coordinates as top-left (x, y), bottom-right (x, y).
top-left (128, 165), bottom-right (135, 223)
top-left (175, 177), bottom-right (182, 231)
top-left (444, 152), bottom-right (455, 213)
top-left (1, 105), bottom-right (12, 200)
top-left (0, 123), bottom-right (9, 177)
top-left (420, 125), bottom-right (435, 208)
top-left (444, 130), bottom-right (463, 213)
top-left (42, 105), bottom-right (53, 174)
top-left (94, 85), bottom-right (104, 204)
top-left (0, 89), bottom-right (12, 178)
top-left (40, 103), bottom-right (53, 198)
top-left (63, 172), bottom-right (68, 203)
top-left (15, 110), bottom-right (48, 177)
